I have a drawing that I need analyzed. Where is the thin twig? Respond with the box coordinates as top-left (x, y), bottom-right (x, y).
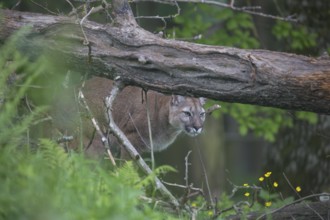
top-left (78, 90), bottom-right (116, 166)
top-left (65, 0), bottom-right (78, 18)
top-left (135, 0), bottom-right (181, 30)
top-left (164, 151), bottom-right (204, 207)
top-left (11, 0), bottom-right (22, 10)
top-left (184, 150), bottom-right (192, 186)
top-left (162, 181), bottom-right (204, 195)
top-left (101, 0), bottom-right (113, 22)
top-left (68, 1), bottom-right (113, 21)
top-left (227, 178), bottom-right (262, 198)
top-left (213, 179), bottom-right (261, 219)
top-left (139, 195), bottom-right (173, 209)
top-left (282, 172), bottom-right (301, 198)
top-left (127, 112), bottom-right (149, 147)
top-left (196, 141), bottom-right (214, 207)
top-left (214, 200), bottom-right (253, 219)
top-left (80, 6), bottom-right (94, 45)
top-left (131, 0), bottom-right (298, 22)
top-left (144, 90), bottom-right (155, 170)
top-left (30, 0), bottom-right (58, 15)
top-left (282, 172), bottom-right (324, 220)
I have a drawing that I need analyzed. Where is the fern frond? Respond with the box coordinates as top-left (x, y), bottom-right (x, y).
top-left (137, 165), bottom-right (177, 189)
top-left (114, 161), bottom-right (141, 187)
top-left (154, 165), bottom-right (178, 176)
top-left (38, 138), bottom-right (69, 170)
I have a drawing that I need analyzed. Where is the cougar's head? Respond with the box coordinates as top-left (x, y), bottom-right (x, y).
top-left (169, 95), bottom-right (206, 137)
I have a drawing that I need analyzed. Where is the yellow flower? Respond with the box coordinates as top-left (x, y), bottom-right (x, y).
top-left (244, 192), bottom-right (250, 197)
top-left (265, 201), bottom-right (272, 207)
top-left (296, 186), bottom-right (302, 192)
top-left (208, 211), bottom-right (213, 216)
top-left (259, 177), bottom-right (265, 182)
top-left (243, 183), bottom-right (249, 187)
top-left (264, 172), bottom-right (272, 178)
top-left (273, 182), bottom-right (279, 187)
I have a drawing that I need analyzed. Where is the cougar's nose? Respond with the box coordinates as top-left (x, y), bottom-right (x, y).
top-left (192, 126), bottom-right (203, 134)
top-left (185, 125), bottom-right (203, 137)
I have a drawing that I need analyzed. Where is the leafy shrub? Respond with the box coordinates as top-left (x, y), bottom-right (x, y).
top-left (272, 21), bottom-right (317, 53)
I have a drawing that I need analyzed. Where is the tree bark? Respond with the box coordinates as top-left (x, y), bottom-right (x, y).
top-left (0, 8), bottom-right (330, 114)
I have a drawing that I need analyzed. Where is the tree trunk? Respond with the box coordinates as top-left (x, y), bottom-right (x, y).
top-left (0, 8), bottom-right (329, 114)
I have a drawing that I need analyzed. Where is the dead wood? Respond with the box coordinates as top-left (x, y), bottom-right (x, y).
top-left (1, 8), bottom-right (330, 114)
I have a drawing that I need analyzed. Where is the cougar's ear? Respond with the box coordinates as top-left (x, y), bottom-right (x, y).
top-left (199, 97), bottom-right (207, 105)
top-left (171, 95), bottom-right (186, 106)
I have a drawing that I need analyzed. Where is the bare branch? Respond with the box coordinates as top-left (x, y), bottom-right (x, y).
top-left (131, 0), bottom-right (298, 22)
top-left (78, 90), bottom-right (116, 166)
top-left (162, 181), bottom-right (204, 195)
top-left (134, 0), bottom-right (181, 30)
top-left (104, 79), bottom-right (182, 210)
top-left (145, 90), bottom-right (155, 170)
top-left (206, 104), bottom-right (221, 115)
top-left (65, 0), bottom-right (77, 16)
top-left (80, 7), bottom-right (94, 45)
top-left (30, 0), bottom-right (58, 15)
top-left (68, 1), bottom-right (113, 21)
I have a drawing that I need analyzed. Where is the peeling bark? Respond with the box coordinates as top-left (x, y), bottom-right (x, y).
top-left (0, 9), bottom-right (330, 114)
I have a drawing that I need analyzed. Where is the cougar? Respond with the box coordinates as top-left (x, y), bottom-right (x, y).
top-left (56, 76), bottom-right (206, 159)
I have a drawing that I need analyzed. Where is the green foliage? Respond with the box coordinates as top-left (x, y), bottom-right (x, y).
top-left (197, 171), bottom-right (298, 219)
top-left (223, 104), bottom-right (291, 142)
top-left (172, 5), bottom-right (259, 48)
top-left (138, 165), bottom-right (177, 189)
top-left (0, 29), bottom-right (47, 147)
top-left (295, 111), bottom-right (318, 124)
top-left (114, 161), bottom-right (142, 188)
top-left (206, 99), bottom-right (318, 142)
top-left (0, 32), bottom-right (177, 220)
top-left (272, 21), bottom-right (317, 53)
top-left (1, 139), bottom-right (172, 220)
top-left (218, 103), bottom-right (317, 142)
top-left (244, 189), bottom-right (294, 215)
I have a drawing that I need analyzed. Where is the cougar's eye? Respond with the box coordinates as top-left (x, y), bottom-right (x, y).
top-left (200, 112), bottom-right (206, 117)
top-left (183, 111), bottom-right (192, 117)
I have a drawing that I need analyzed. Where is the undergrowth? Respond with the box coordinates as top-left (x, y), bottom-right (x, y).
top-left (0, 31), bottom-right (177, 220)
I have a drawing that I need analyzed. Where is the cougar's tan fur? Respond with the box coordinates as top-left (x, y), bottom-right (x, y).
top-left (60, 76), bottom-right (206, 158)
